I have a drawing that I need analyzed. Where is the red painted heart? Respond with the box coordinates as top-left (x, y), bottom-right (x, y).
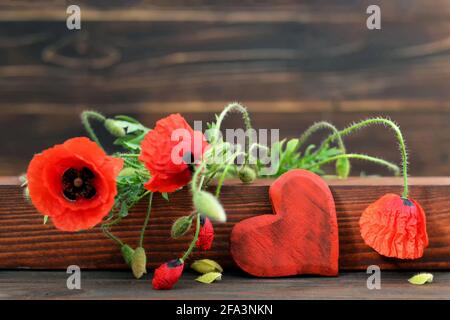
top-left (230, 169), bottom-right (339, 277)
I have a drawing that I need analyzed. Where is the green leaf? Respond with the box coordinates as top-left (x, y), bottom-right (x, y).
top-left (113, 120), bottom-right (148, 134)
top-left (119, 202), bottom-right (129, 217)
top-left (195, 272), bottom-right (222, 284)
top-left (161, 192), bottom-right (169, 201)
top-left (191, 259), bottom-right (223, 274)
top-left (114, 131), bottom-right (147, 150)
top-left (408, 273), bottom-right (434, 285)
top-left (43, 215), bottom-right (49, 225)
top-left (115, 115), bottom-right (141, 124)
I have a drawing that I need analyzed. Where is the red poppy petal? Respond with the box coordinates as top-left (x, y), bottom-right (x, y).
top-left (144, 170), bottom-right (192, 193)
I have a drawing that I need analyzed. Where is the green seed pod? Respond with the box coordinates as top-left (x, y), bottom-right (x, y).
top-left (118, 167), bottom-right (137, 177)
top-left (131, 247), bottom-right (147, 279)
top-left (23, 186), bottom-right (31, 203)
top-left (191, 259), bottom-right (223, 274)
top-left (104, 119), bottom-right (126, 137)
top-left (171, 216), bottom-right (193, 238)
top-left (193, 191), bottom-right (226, 222)
top-left (238, 166), bottom-right (257, 184)
top-left (121, 244), bottom-right (135, 266)
top-left (336, 157), bottom-right (351, 179)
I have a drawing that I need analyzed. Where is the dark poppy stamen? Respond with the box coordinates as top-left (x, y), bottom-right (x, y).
top-left (62, 167), bottom-right (96, 201)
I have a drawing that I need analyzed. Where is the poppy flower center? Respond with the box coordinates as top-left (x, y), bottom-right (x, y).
top-left (62, 167), bottom-right (96, 201)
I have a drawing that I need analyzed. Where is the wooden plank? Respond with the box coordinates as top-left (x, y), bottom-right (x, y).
top-left (0, 0), bottom-right (448, 22)
top-left (0, 177), bottom-right (449, 271)
top-left (1, 20), bottom-right (449, 105)
top-left (1, 270), bottom-right (449, 299)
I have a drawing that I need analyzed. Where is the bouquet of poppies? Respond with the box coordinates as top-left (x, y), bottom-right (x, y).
top-left (22, 102), bottom-right (428, 290)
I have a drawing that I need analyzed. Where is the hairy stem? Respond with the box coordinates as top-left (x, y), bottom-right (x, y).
top-left (299, 121), bottom-right (346, 152)
top-left (213, 102), bottom-right (253, 164)
top-left (180, 213), bottom-right (201, 262)
top-left (306, 153), bottom-right (400, 176)
top-left (324, 118), bottom-right (409, 197)
top-left (139, 192), bottom-right (153, 247)
top-left (81, 111), bottom-right (106, 149)
top-left (102, 226), bottom-right (123, 246)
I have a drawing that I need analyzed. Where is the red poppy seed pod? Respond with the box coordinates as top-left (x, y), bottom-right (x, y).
top-left (121, 244), bottom-right (135, 266)
top-left (152, 259), bottom-right (184, 290)
top-left (196, 216), bottom-right (215, 250)
top-left (360, 193), bottom-right (429, 259)
top-left (238, 166), bottom-right (257, 184)
top-left (336, 157), bottom-right (351, 179)
top-left (193, 191), bottom-right (226, 222)
top-left (131, 247), bottom-right (147, 279)
top-left (171, 215), bottom-right (193, 238)
top-left (104, 119), bottom-right (126, 137)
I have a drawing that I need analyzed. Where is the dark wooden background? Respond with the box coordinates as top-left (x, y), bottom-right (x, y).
top-left (0, 0), bottom-right (449, 176)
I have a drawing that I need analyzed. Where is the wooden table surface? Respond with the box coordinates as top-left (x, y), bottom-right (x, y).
top-left (0, 271), bottom-right (448, 300)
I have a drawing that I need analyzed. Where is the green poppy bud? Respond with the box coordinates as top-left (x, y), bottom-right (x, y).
top-left (193, 191), bottom-right (226, 222)
top-left (336, 157), bottom-right (351, 179)
top-left (171, 215), bottom-right (193, 238)
top-left (104, 119), bottom-right (126, 137)
top-left (121, 244), bottom-right (135, 266)
top-left (23, 186), bottom-right (31, 203)
top-left (238, 166), bottom-right (257, 184)
top-left (119, 167), bottom-right (136, 177)
top-left (131, 247), bottom-right (147, 279)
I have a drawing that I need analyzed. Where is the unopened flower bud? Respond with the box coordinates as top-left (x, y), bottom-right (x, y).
top-left (238, 166), bottom-right (256, 184)
top-left (121, 244), bottom-right (135, 266)
top-left (23, 186), bottom-right (31, 203)
top-left (171, 216), bottom-right (193, 238)
top-left (119, 167), bottom-right (136, 177)
top-left (104, 119), bottom-right (126, 137)
top-left (336, 157), bottom-right (351, 179)
top-left (131, 247), bottom-right (147, 279)
top-left (193, 191), bottom-right (226, 222)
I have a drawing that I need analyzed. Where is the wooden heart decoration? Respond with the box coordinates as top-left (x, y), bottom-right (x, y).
top-left (230, 169), bottom-right (339, 277)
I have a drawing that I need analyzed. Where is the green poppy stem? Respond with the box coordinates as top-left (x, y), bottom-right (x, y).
top-left (213, 102), bottom-right (253, 165)
top-left (306, 153), bottom-right (400, 176)
top-left (180, 213), bottom-right (201, 263)
top-left (102, 226), bottom-right (123, 246)
top-left (139, 192), bottom-right (154, 247)
top-left (324, 117), bottom-right (409, 198)
top-left (81, 110), bottom-right (106, 150)
top-left (299, 121), bottom-right (346, 153)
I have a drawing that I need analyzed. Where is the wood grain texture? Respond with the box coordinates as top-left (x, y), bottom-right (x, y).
top-left (0, 1), bottom-right (449, 176)
top-left (1, 270), bottom-right (449, 300)
top-left (1, 110), bottom-right (450, 177)
top-left (230, 169), bottom-right (339, 276)
top-left (1, 177), bottom-right (450, 271)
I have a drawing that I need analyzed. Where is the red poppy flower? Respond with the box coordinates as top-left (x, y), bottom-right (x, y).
top-left (139, 114), bottom-right (209, 193)
top-left (360, 193), bottom-right (429, 259)
top-left (152, 259), bottom-right (184, 290)
top-left (196, 216), bottom-right (214, 250)
top-left (27, 137), bottom-right (123, 232)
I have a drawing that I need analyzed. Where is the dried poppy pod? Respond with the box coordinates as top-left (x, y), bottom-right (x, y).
top-left (359, 193), bottom-right (429, 259)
